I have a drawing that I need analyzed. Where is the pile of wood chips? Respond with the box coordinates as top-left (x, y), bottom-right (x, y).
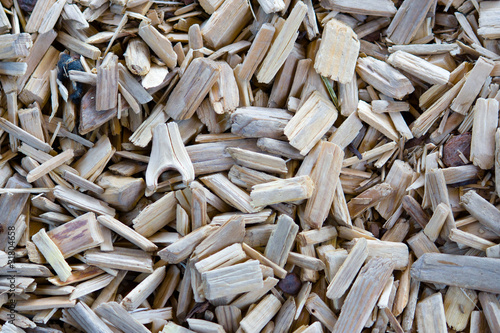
top-left (1, 0), bottom-right (500, 331)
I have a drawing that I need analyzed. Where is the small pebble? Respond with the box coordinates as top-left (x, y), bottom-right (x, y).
top-left (278, 273), bottom-right (302, 295)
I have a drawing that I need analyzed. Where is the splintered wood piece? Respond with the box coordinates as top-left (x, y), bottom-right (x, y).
top-left (444, 286), bottom-right (477, 331)
top-left (238, 24), bottom-right (275, 81)
top-left (201, 260), bottom-right (263, 300)
top-left (94, 302), bottom-right (150, 333)
top-left (357, 101), bottom-right (399, 141)
top-left (53, 185), bottom-right (115, 216)
top-left (209, 62), bottom-right (239, 114)
top-left (315, 19), bottom-right (359, 84)
top-left (256, 2), bottom-right (308, 84)
top-left (411, 253), bottom-right (500, 293)
top-left (124, 38), bottom-right (150, 76)
top-left (376, 160), bottom-right (414, 219)
top-left (159, 221), bottom-right (216, 261)
top-left (297, 226), bottom-right (337, 247)
top-left (320, 0), bottom-right (397, 16)
top-left (303, 141), bottom-right (344, 228)
top-left (326, 238), bottom-right (368, 300)
top-left (250, 175), bottom-right (314, 207)
top-left (32, 229), bottom-right (72, 282)
top-left (305, 293), bottom-right (337, 330)
top-left (26, 149), bottom-right (74, 183)
top-left (194, 216), bottom-right (245, 259)
top-left (164, 58), bottom-right (220, 120)
top-left (407, 232), bottom-right (439, 259)
top-left (201, 173), bottom-right (261, 213)
top-left (122, 266), bottom-right (166, 310)
top-left (478, 292), bottom-right (500, 332)
top-left (0, 33), bottom-right (32, 59)
top-left (257, 138), bottom-right (304, 160)
top-left (0, 117), bottom-right (51, 153)
top-left (284, 91), bottom-right (338, 155)
top-left (471, 98), bottom-right (499, 170)
top-left (200, 0), bottom-right (251, 49)
top-left (70, 274), bottom-right (115, 301)
top-left (57, 32), bottom-right (101, 60)
top-left (97, 215), bottom-right (157, 252)
top-left (146, 122), bottom-right (194, 194)
top-left (356, 56), bottom-right (414, 100)
top-left (451, 57), bottom-right (495, 114)
top-left (347, 183), bottom-right (393, 218)
top-left (133, 191), bottom-right (177, 237)
top-left (328, 112), bottom-right (363, 149)
top-left (18, 105), bottom-right (45, 142)
top-left (187, 319), bottom-right (224, 333)
top-left (416, 293), bottom-right (447, 333)
top-left (231, 107), bottom-right (292, 139)
top-left (47, 212), bottom-right (103, 258)
top-left (194, 243), bottom-right (246, 273)
top-left (287, 252), bottom-right (325, 271)
top-left (79, 87), bottom-right (117, 134)
top-left (332, 258), bottom-right (395, 333)
top-left (66, 302), bottom-right (114, 333)
top-left (386, 0), bottom-right (436, 45)
top-left (423, 203), bottom-right (450, 242)
top-left (138, 21), bottom-right (177, 68)
top-left (73, 135), bottom-right (114, 180)
top-left (96, 52), bottom-right (118, 111)
top-left (264, 214), bottom-right (299, 267)
top-left (461, 190), bottom-right (500, 236)
top-left (388, 51), bottom-right (450, 85)
top-left (448, 228), bottom-right (496, 251)
top-left (227, 147), bottom-right (288, 174)
top-left (84, 247), bottom-right (153, 273)
top-left (239, 294), bottom-right (281, 333)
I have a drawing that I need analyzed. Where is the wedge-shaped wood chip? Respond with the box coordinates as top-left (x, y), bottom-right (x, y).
top-left (388, 50), bottom-right (451, 85)
top-left (416, 293), bottom-right (447, 333)
top-left (138, 21), bottom-right (177, 69)
top-left (132, 191), bottom-right (177, 237)
top-left (356, 56), bottom-right (414, 100)
top-left (84, 247), bottom-right (153, 273)
top-left (201, 259), bottom-right (263, 300)
top-left (95, 302), bottom-right (150, 333)
top-left (284, 91), bottom-right (338, 155)
top-left (164, 58), bottom-right (220, 120)
top-left (209, 62), bottom-right (239, 114)
top-left (450, 57), bottom-right (495, 114)
top-left (303, 141), bottom-right (344, 228)
top-left (478, 291), bottom-right (500, 332)
top-left (461, 190), bottom-right (500, 237)
top-left (477, 1), bottom-right (500, 39)
top-left (26, 149), bottom-right (74, 183)
top-left (256, 2), bottom-right (307, 84)
top-left (444, 286), bottom-right (477, 331)
top-left (326, 238), bottom-right (368, 300)
top-left (227, 147), bottom-right (287, 175)
top-left (146, 122), bottom-right (194, 194)
top-left (66, 302), bottom-right (114, 333)
top-left (239, 294), bottom-right (281, 333)
top-left (315, 19), bottom-right (359, 84)
top-left (264, 214), bottom-right (299, 267)
top-left (201, 173), bottom-right (261, 213)
top-left (347, 183), bottom-right (393, 218)
top-left (122, 266), bottom-right (166, 311)
top-left (250, 175), bottom-right (314, 207)
top-left (200, 0), bottom-right (251, 49)
top-left (238, 24), bottom-right (275, 81)
top-left (332, 258), bottom-right (395, 333)
top-left (53, 185), bottom-right (115, 216)
top-left (158, 224), bottom-right (218, 264)
top-left (97, 215), bottom-right (157, 252)
top-left (357, 102), bottom-right (399, 142)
